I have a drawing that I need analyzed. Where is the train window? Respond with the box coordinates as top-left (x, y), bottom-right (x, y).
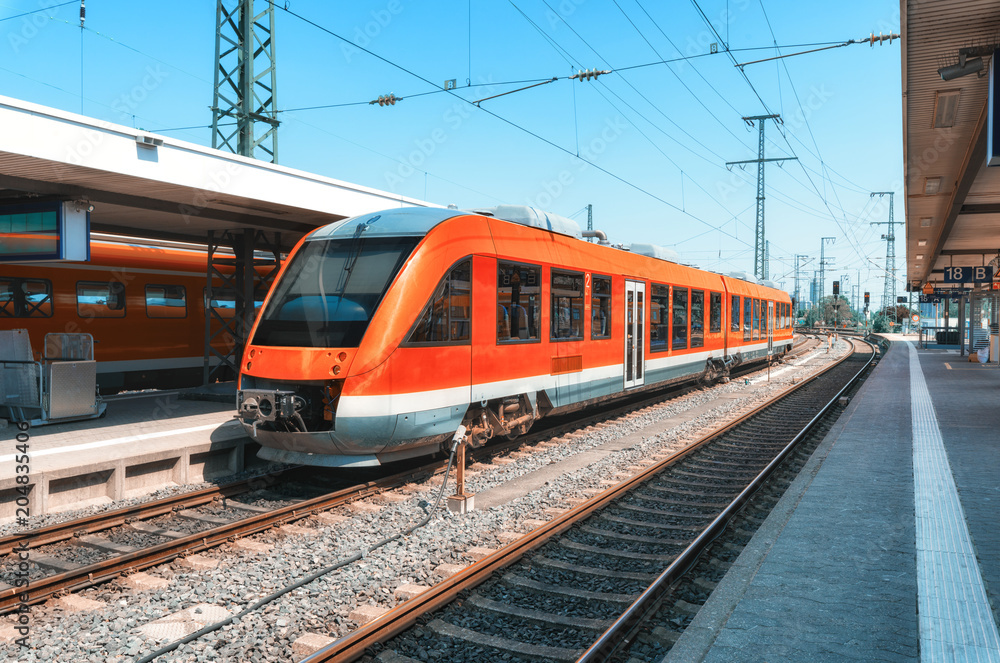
top-left (407, 259), bottom-right (472, 345)
top-left (0, 279), bottom-right (10, 317)
top-left (709, 292), bottom-right (722, 333)
top-left (146, 285), bottom-right (187, 319)
top-left (591, 275), bottom-right (612, 339)
top-left (672, 286), bottom-right (688, 350)
top-left (77, 281), bottom-right (126, 318)
top-left (0, 278), bottom-right (52, 318)
top-left (731, 295), bottom-right (740, 332)
top-left (497, 262), bottom-right (541, 343)
top-left (551, 270), bottom-right (584, 340)
top-left (743, 297), bottom-right (751, 341)
top-left (690, 290), bottom-right (704, 348)
top-left (752, 298), bottom-right (760, 340)
top-left (762, 301), bottom-right (769, 333)
top-left (650, 284), bottom-right (669, 352)
top-left (252, 236), bottom-right (419, 348)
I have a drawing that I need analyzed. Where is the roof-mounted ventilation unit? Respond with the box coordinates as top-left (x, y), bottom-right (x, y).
top-left (630, 243), bottom-right (679, 262)
top-left (483, 205), bottom-right (582, 239)
top-left (135, 135), bottom-right (164, 148)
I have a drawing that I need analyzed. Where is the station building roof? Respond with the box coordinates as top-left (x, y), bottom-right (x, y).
top-left (902, 0), bottom-right (1000, 290)
top-left (0, 95), bottom-right (434, 251)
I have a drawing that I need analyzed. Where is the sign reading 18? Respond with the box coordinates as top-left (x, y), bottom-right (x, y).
top-left (942, 266), bottom-right (994, 283)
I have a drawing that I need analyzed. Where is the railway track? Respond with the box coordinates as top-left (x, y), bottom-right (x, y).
top-left (1, 337), bottom-right (816, 616)
top-left (302, 337), bottom-right (874, 663)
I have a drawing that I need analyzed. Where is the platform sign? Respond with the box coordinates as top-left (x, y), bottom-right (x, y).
top-left (920, 294), bottom-right (943, 304)
top-left (941, 266), bottom-right (993, 283)
top-left (0, 202), bottom-right (89, 262)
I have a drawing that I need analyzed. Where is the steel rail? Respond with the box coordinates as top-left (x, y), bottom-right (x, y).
top-left (1, 335), bottom-right (811, 616)
top-left (576, 338), bottom-right (876, 662)
top-left (301, 338), bottom-right (859, 663)
top-left (0, 369), bottom-right (704, 615)
top-left (0, 468), bottom-right (431, 614)
top-left (0, 378), bottom-right (696, 612)
top-left (0, 471), bottom-right (288, 557)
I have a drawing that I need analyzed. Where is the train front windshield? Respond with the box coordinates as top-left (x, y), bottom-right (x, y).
top-left (252, 235), bottom-right (419, 348)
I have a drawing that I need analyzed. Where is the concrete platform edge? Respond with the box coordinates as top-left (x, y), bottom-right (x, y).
top-left (663, 342), bottom-right (888, 662)
top-left (0, 436), bottom-right (260, 520)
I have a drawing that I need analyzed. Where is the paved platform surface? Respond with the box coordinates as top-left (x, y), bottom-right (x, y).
top-left (0, 390), bottom-right (245, 478)
top-left (669, 335), bottom-right (1000, 662)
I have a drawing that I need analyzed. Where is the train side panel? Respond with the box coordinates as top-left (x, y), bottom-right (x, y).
top-left (1, 245), bottom-right (220, 391)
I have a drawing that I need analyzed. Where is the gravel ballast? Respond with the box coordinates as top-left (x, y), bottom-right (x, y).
top-left (1, 342), bottom-right (848, 662)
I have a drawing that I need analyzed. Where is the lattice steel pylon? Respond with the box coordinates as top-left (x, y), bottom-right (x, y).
top-left (726, 115), bottom-right (796, 280)
top-left (870, 192), bottom-right (901, 315)
top-left (211, 0), bottom-right (279, 162)
top-left (794, 254), bottom-right (810, 309)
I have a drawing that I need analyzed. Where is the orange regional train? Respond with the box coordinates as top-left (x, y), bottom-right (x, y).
top-left (0, 237), bottom-right (265, 393)
top-left (236, 206), bottom-right (794, 467)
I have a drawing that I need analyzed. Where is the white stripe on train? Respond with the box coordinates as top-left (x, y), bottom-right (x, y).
top-left (338, 340), bottom-right (786, 418)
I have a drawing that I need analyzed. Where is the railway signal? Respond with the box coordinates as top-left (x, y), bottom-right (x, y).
top-left (832, 280), bottom-right (840, 296)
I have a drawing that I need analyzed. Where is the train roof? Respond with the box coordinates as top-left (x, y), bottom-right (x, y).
top-left (307, 205), bottom-right (586, 242)
top-left (308, 207), bottom-right (465, 240)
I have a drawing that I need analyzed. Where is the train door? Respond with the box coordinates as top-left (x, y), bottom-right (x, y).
top-left (624, 280), bottom-right (645, 389)
top-left (767, 300), bottom-right (774, 355)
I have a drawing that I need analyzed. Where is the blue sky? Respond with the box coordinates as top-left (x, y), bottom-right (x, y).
top-left (0, 0), bottom-right (903, 304)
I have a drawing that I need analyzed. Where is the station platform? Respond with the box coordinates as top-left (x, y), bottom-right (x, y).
top-left (0, 387), bottom-right (262, 521)
top-left (668, 334), bottom-right (1000, 662)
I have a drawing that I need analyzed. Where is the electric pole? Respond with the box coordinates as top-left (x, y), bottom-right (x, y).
top-left (819, 237), bottom-right (836, 311)
top-left (840, 273), bottom-right (849, 325)
top-left (794, 254), bottom-right (811, 312)
top-left (726, 115), bottom-right (797, 280)
top-left (212, 0), bottom-right (279, 162)
top-left (871, 192), bottom-right (902, 323)
top-left (856, 268), bottom-right (862, 311)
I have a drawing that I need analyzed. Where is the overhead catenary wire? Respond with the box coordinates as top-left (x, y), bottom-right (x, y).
top-left (8, 1), bottom-right (892, 284)
top-left (687, 0), bottom-right (886, 286)
top-left (508, 1), bottom-right (774, 249)
top-left (0, 0), bottom-right (75, 23)
top-left (276, 2), bottom-right (758, 250)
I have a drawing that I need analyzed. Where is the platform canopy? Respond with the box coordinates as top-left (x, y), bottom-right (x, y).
top-left (0, 95), bottom-right (433, 252)
top-left (902, 0), bottom-right (1000, 290)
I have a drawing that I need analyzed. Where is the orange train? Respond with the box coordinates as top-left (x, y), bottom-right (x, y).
top-left (236, 206), bottom-right (794, 467)
top-left (0, 237), bottom-right (261, 392)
